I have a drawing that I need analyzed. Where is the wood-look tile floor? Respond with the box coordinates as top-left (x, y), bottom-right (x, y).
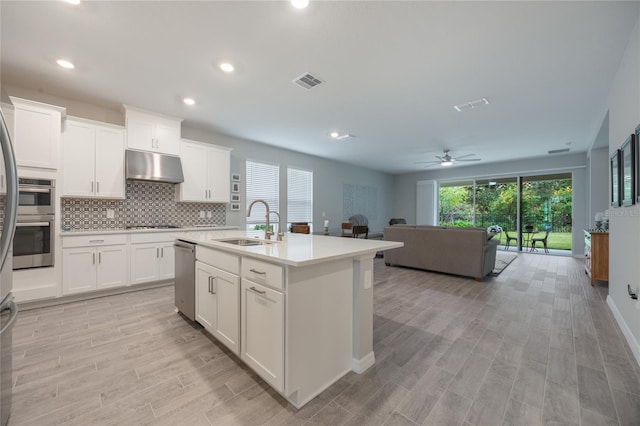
top-left (10, 254), bottom-right (640, 425)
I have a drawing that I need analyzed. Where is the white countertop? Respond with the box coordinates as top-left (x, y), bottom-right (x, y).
top-left (175, 230), bottom-right (403, 267)
top-left (60, 226), bottom-right (238, 237)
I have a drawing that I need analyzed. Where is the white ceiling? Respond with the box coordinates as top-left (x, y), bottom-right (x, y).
top-left (2, 1), bottom-right (638, 174)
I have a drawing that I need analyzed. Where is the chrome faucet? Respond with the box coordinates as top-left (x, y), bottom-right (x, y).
top-left (247, 199), bottom-right (275, 240)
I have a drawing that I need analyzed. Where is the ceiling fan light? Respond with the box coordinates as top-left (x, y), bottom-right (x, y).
top-left (441, 161), bottom-right (453, 167)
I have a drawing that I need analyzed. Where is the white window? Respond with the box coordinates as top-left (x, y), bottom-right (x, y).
top-left (287, 167), bottom-right (313, 230)
top-left (246, 160), bottom-right (280, 231)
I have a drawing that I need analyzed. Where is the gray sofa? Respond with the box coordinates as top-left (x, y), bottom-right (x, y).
top-left (383, 225), bottom-right (499, 280)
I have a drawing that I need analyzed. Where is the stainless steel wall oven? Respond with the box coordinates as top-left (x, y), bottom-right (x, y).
top-left (13, 178), bottom-right (55, 270)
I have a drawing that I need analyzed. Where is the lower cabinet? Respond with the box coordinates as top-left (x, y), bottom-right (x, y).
top-left (241, 279), bottom-right (285, 392)
top-left (196, 261), bottom-right (240, 354)
top-left (63, 244), bottom-right (127, 294)
top-left (130, 240), bottom-right (174, 284)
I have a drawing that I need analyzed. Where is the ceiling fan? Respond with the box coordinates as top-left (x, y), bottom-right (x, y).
top-left (416, 149), bottom-right (481, 167)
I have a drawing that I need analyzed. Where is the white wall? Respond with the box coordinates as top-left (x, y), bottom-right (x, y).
top-left (182, 127), bottom-right (395, 233)
top-left (393, 153), bottom-right (588, 254)
top-left (605, 14), bottom-right (640, 364)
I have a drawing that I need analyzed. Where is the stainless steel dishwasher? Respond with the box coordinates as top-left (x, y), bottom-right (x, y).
top-left (174, 240), bottom-right (196, 321)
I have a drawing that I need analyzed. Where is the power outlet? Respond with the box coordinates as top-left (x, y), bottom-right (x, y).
top-left (106, 209), bottom-right (115, 219)
top-left (206, 211), bottom-right (213, 218)
top-left (199, 211), bottom-right (205, 219)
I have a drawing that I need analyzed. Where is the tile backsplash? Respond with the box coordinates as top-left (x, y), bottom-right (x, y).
top-left (61, 181), bottom-right (227, 231)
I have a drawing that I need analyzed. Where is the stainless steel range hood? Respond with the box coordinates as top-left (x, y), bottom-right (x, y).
top-left (125, 149), bottom-right (184, 184)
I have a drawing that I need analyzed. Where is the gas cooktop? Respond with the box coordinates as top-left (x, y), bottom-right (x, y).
top-left (125, 225), bottom-right (181, 230)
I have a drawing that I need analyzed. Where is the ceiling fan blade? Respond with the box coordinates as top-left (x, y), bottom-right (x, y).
top-left (434, 156), bottom-right (444, 161)
top-left (453, 153), bottom-right (476, 160)
top-left (415, 161), bottom-right (441, 165)
top-left (456, 158), bottom-right (481, 162)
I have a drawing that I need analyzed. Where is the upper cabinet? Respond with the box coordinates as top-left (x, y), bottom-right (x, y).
top-left (123, 105), bottom-right (182, 156)
top-left (63, 118), bottom-right (125, 199)
top-left (10, 97), bottom-right (66, 170)
top-left (176, 139), bottom-right (231, 203)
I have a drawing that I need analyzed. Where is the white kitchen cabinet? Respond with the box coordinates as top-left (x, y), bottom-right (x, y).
top-left (130, 239), bottom-right (175, 285)
top-left (176, 139), bottom-right (231, 203)
top-left (196, 261), bottom-right (240, 354)
top-left (123, 105), bottom-right (182, 155)
top-left (63, 118), bottom-right (125, 198)
top-left (10, 97), bottom-right (65, 170)
top-left (241, 279), bottom-right (284, 392)
top-left (62, 235), bottom-right (128, 294)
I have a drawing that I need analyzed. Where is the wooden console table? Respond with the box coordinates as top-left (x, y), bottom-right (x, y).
top-left (584, 230), bottom-right (608, 286)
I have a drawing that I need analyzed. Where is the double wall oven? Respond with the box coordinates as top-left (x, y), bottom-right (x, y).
top-left (13, 178), bottom-right (55, 270)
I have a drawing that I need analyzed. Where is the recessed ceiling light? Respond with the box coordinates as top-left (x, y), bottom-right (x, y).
top-left (62, 0), bottom-right (81, 4)
top-left (183, 98), bottom-right (195, 106)
top-left (291, 0), bottom-right (309, 9)
top-left (56, 59), bottom-right (75, 69)
top-left (219, 63), bottom-right (234, 73)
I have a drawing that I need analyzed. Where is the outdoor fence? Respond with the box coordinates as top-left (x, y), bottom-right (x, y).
top-left (439, 212), bottom-right (572, 233)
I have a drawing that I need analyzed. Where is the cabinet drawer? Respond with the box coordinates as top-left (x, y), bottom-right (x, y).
top-left (196, 246), bottom-right (240, 275)
top-left (242, 257), bottom-right (284, 290)
top-left (63, 234), bottom-right (127, 248)
top-left (130, 232), bottom-right (176, 244)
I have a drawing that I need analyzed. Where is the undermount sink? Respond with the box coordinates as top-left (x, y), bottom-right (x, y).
top-left (216, 238), bottom-right (275, 246)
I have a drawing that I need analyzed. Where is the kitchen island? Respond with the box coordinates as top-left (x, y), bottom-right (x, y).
top-left (174, 230), bottom-right (402, 408)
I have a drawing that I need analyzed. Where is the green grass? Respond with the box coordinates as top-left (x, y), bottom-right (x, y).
top-left (496, 232), bottom-right (572, 251)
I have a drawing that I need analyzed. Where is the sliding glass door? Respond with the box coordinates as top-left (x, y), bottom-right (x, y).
top-left (438, 173), bottom-right (572, 253)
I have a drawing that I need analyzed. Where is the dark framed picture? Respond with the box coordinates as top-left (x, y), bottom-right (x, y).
top-left (231, 194), bottom-right (240, 202)
top-left (230, 203), bottom-right (240, 211)
top-left (231, 182), bottom-right (240, 193)
top-left (621, 134), bottom-right (635, 206)
top-left (611, 149), bottom-right (621, 207)
top-left (636, 124), bottom-right (640, 203)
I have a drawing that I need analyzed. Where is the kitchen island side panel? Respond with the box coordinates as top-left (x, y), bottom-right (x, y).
top-left (285, 259), bottom-right (353, 407)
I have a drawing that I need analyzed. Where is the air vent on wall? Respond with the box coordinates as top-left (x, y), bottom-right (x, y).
top-left (292, 72), bottom-right (324, 90)
top-left (548, 148), bottom-right (570, 154)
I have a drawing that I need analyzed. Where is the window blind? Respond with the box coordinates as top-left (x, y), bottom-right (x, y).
top-left (287, 167), bottom-right (313, 224)
top-left (246, 160), bottom-right (279, 225)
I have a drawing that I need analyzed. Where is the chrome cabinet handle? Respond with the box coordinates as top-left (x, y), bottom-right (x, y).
top-left (208, 276), bottom-right (211, 293)
top-left (89, 239), bottom-right (104, 244)
top-left (250, 286), bottom-right (266, 295)
top-left (92, 253), bottom-right (96, 264)
top-left (96, 181), bottom-right (99, 193)
top-left (156, 248), bottom-right (160, 258)
top-left (160, 247), bottom-right (164, 257)
top-left (249, 269), bottom-right (266, 275)
top-left (98, 252), bottom-right (101, 264)
top-left (91, 181), bottom-right (94, 192)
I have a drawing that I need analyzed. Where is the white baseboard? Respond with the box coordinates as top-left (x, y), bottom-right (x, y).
top-left (351, 351), bottom-right (375, 373)
top-left (607, 295), bottom-right (640, 367)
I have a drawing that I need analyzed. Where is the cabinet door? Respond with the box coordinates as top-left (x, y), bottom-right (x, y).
top-left (207, 147), bottom-right (231, 203)
top-left (130, 243), bottom-right (159, 284)
top-left (63, 248), bottom-right (97, 294)
top-left (13, 105), bottom-right (61, 169)
top-left (63, 121), bottom-right (96, 197)
top-left (154, 123), bottom-right (180, 155)
top-left (126, 116), bottom-right (155, 151)
top-left (211, 265), bottom-right (240, 354)
top-left (97, 245), bottom-right (127, 289)
top-left (241, 279), bottom-right (284, 392)
top-left (158, 242), bottom-right (175, 280)
top-left (196, 261), bottom-right (216, 333)
top-left (95, 127), bottom-right (125, 198)
top-left (179, 141), bottom-right (208, 201)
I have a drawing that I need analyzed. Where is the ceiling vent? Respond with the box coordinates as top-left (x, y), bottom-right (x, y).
top-left (453, 97), bottom-right (489, 112)
top-left (292, 72), bottom-right (324, 90)
top-left (548, 148), bottom-right (570, 154)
